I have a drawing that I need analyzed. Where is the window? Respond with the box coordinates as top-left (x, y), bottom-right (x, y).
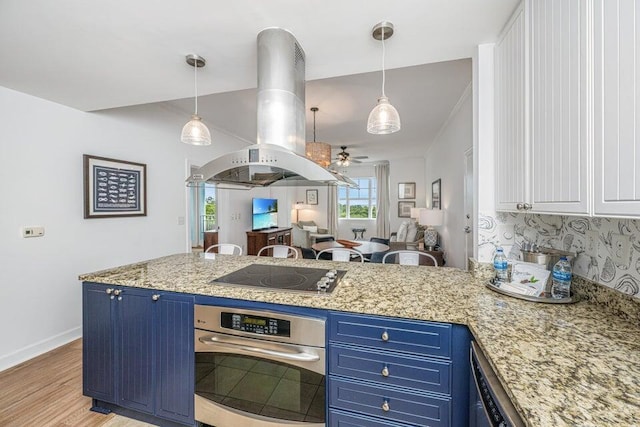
top-left (338, 177), bottom-right (377, 219)
top-left (189, 177), bottom-right (217, 249)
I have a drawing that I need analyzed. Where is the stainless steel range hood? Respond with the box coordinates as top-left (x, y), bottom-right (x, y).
top-left (187, 28), bottom-right (355, 188)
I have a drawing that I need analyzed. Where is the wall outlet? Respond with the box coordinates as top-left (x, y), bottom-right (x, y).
top-left (177, 216), bottom-right (185, 225)
top-left (611, 233), bottom-right (631, 268)
top-left (585, 230), bottom-right (599, 256)
top-left (22, 226), bottom-right (45, 238)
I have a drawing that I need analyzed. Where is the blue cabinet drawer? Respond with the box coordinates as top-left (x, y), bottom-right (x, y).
top-left (330, 344), bottom-right (451, 395)
top-left (329, 409), bottom-right (413, 427)
top-left (330, 313), bottom-right (452, 359)
top-left (329, 377), bottom-right (450, 427)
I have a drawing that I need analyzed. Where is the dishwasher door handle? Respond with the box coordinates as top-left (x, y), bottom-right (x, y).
top-left (199, 335), bottom-right (320, 363)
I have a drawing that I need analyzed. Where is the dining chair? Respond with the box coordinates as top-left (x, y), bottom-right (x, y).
top-left (382, 250), bottom-right (438, 266)
top-left (315, 248), bottom-right (364, 263)
top-left (256, 245), bottom-right (299, 259)
top-left (205, 243), bottom-right (243, 255)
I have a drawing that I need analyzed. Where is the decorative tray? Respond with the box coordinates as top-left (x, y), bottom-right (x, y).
top-left (486, 279), bottom-right (579, 304)
top-left (336, 239), bottom-right (362, 248)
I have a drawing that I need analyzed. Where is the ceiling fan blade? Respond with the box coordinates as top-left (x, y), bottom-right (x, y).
top-left (351, 156), bottom-right (368, 159)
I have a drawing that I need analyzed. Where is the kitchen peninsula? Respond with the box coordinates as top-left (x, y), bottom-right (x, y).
top-left (79, 253), bottom-right (640, 426)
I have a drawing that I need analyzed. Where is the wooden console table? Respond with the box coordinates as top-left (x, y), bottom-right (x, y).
top-left (246, 227), bottom-right (292, 256)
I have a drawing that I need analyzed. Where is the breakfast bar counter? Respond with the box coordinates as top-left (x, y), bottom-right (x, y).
top-left (79, 253), bottom-right (640, 427)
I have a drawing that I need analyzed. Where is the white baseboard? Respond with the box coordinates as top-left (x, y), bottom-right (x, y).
top-left (0, 326), bottom-right (82, 372)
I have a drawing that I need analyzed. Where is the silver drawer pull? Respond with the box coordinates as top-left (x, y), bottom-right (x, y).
top-left (152, 294), bottom-right (160, 301)
top-left (382, 400), bottom-right (390, 412)
top-left (381, 331), bottom-right (389, 342)
top-left (381, 366), bottom-right (390, 377)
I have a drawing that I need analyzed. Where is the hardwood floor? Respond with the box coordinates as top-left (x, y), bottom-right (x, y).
top-left (0, 339), bottom-right (152, 427)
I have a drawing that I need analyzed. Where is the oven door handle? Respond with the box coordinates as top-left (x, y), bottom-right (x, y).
top-left (198, 335), bottom-right (321, 363)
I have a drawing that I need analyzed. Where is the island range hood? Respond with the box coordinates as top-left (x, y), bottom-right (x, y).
top-left (187, 28), bottom-right (356, 188)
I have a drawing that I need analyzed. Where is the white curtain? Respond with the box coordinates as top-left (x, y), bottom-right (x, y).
top-left (375, 162), bottom-right (390, 238)
top-left (327, 185), bottom-right (338, 236)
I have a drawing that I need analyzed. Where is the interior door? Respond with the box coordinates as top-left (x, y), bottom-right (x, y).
top-left (464, 148), bottom-right (474, 268)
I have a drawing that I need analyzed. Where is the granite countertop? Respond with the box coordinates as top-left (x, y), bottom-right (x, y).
top-left (79, 253), bottom-right (640, 427)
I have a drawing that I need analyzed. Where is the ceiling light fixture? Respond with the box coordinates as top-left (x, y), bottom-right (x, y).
top-left (181, 54), bottom-right (211, 146)
top-left (367, 21), bottom-right (401, 135)
top-left (306, 107), bottom-right (332, 167)
top-left (336, 146), bottom-right (351, 167)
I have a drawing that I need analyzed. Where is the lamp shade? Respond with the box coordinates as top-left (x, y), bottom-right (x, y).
top-left (367, 96), bottom-right (401, 134)
top-left (410, 207), bottom-right (424, 220)
top-left (181, 115), bottom-right (211, 146)
top-left (419, 209), bottom-right (444, 227)
top-left (305, 141), bottom-right (331, 167)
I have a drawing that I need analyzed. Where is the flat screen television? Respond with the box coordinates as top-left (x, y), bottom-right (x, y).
top-left (252, 198), bottom-right (278, 230)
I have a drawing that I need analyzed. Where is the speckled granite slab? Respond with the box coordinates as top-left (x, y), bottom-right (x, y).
top-left (79, 253), bottom-right (640, 427)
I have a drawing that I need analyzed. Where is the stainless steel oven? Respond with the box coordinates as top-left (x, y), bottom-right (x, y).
top-left (470, 341), bottom-right (525, 427)
top-left (194, 305), bottom-right (326, 427)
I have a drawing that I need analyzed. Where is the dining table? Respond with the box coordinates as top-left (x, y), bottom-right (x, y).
top-left (311, 240), bottom-right (390, 255)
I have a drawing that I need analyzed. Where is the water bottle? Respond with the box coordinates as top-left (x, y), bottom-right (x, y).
top-left (493, 248), bottom-right (508, 282)
top-left (551, 257), bottom-right (572, 299)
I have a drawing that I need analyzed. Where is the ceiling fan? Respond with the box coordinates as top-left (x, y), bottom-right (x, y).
top-left (332, 146), bottom-right (368, 166)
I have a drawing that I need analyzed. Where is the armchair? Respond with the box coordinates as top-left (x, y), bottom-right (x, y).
top-left (389, 220), bottom-right (425, 251)
top-left (291, 220), bottom-right (333, 248)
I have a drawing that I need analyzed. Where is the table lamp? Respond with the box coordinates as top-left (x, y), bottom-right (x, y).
top-left (410, 207), bottom-right (424, 220)
top-left (419, 209), bottom-right (444, 250)
top-left (293, 202), bottom-right (307, 223)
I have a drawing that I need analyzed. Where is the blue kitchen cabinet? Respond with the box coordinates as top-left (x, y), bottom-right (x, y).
top-left (82, 282), bottom-right (195, 426)
top-left (328, 312), bottom-right (470, 427)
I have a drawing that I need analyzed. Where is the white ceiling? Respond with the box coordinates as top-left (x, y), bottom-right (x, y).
top-left (0, 0), bottom-right (517, 162)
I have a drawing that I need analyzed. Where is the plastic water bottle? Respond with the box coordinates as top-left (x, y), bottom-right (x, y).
top-left (493, 248), bottom-right (508, 282)
top-left (551, 257), bottom-right (572, 299)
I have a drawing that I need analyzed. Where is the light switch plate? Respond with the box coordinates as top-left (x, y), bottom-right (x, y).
top-left (585, 230), bottom-right (599, 257)
top-left (22, 226), bottom-right (45, 238)
top-left (611, 233), bottom-right (631, 268)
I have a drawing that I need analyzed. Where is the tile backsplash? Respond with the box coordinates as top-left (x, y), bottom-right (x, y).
top-left (478, 211), bottom-right (640, 299)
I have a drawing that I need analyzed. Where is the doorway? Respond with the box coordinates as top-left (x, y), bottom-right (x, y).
top-left (463, 148), bottom-right (474, 269)
top-left (188, 166), bottom-right (217, 251)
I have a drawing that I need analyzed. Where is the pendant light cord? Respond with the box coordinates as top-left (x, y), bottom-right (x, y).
top-left (312, 109), bottom-right (317, 142)
top-left (194, 60), bottom-right (198, 115)
top-left (381, 27), bottom-right (386, 97)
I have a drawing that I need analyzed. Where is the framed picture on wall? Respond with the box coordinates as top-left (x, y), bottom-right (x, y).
top-left (432, 178), bottom-right (441, 209)
top-left (83, 154), bottom-right (147, 218)
top-left (398, 182), bottom-right (416, 199)
top-left (306, 189), bottom-right (318, 205)
top-left (398, 201), bottom-right (415, 218)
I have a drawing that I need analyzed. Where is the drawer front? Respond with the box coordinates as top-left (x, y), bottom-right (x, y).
top-left (330, 313), bottom-right (452, 358)
top-left (329, 409), bottom-right (413, 427)
top-left (329, 344), bottom-right (451, 395)
top-left (329, 377), bottom-right (450, 427)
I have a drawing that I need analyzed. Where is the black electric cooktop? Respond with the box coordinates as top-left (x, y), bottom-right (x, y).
top-left (210, 264), bottom-right (346, 293)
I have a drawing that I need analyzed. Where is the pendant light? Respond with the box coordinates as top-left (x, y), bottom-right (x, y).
top-left (367, 22), bottom-right (401, 135)
top-left (181, 54), bottom-right (211, 146)
top-left (305, 107), bottom-right (332, 167)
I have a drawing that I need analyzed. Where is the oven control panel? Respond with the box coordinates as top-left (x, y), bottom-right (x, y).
top-left (221, 312), bottom-right (291, 337)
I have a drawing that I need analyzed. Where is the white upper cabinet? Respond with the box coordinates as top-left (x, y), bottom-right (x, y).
top-left (494, 0), bottom-right (591, 215)
top-left (594, 0), bottom-right (640, 217)
top-left (530, 0), bottom-right (591, 215)
top-left (495, 3), bottom-right (529, 212)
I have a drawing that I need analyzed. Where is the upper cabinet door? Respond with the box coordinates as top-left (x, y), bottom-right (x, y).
top-left (495, 3), bottom-right (529, 212)
top-left (530, 0), bottom-right (591, 215)
top-left (594, 0), bottom-right (640, 217)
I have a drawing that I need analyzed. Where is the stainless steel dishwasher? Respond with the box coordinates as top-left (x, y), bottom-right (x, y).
top-left (470, 341), bottom-right (525, 427)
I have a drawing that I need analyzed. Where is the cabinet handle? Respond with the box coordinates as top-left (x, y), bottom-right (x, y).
top-left (524, 203), bottom-right (532, 210)
top-left (516, 203), bottom-right (525, 210)
top-left (381, 400), bottom-right (390, 412)
top-left (152, 294), bottom-right (160, 301)
top-left (112, 289), bottom-right (121, 296)
top-left (381, 366), bottom-right (390, 377)
top-left (105, 288), bottom-right (114, 295)
top-left (381, 331), bottom-right (389, 342)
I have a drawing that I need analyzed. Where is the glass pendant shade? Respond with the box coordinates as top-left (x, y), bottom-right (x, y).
top-left (181, 115), bottom-right (211, 146)
top-left (367, 96), bottom-right (401, 134)
top-left (306, 141), bottom-right (331, 167)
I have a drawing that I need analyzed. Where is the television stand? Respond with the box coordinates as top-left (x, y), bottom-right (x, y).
top-left (246, 227), bottom-right (292, 256)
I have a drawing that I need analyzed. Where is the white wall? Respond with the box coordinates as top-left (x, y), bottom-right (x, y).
top-left (424, 85), bottom-right (473, 269)
top-left (0, 86), bottom-right (247, 371)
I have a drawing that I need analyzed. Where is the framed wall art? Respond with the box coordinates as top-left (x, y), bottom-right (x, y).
top-left (83, 154), bottom-right (147, 218)
top-left (432, 178), bottom-right (441, 209)
top-left (398, 201), bottom-right (416, 218)
top-left (398, 182), bottom-right (416, 199)
top-left (306, 189), bottom-right (318, 205)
